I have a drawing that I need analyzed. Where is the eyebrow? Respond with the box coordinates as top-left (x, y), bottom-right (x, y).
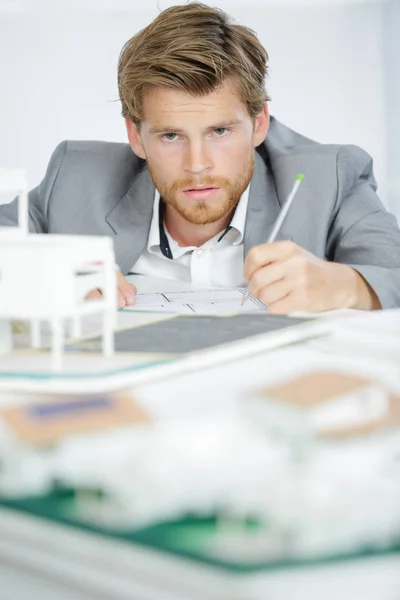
top-left (148, 119), bottom-right (242, 135)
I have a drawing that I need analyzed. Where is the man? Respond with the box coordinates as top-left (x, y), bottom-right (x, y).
top-left (2, 2), bottom-right (400, 312)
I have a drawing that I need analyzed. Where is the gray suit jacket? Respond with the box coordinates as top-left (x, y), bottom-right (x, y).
top-left (1, 117), bottom-right (400, 308)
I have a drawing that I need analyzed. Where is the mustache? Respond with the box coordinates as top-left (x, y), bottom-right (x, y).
top-left (170, 176), bottom-right (231, 192)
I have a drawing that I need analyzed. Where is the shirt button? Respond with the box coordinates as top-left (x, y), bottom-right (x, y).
top-left (197, 249), bottom-right (204, 256)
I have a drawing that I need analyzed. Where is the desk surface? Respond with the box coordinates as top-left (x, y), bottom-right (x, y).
top-left (3, 276), bottom-right (400, 600)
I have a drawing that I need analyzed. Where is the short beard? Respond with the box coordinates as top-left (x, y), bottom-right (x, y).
top-left (147, 153), bottom-right (255, 225)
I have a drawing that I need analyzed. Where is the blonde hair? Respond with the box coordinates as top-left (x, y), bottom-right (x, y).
top-left (118, 2), bottom-right (269, 126)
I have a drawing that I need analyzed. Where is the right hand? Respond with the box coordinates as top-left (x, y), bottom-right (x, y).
top-left (86, 271), bottom-right (136, 309)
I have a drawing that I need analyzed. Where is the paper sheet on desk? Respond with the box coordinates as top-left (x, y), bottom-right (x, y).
top-left (122, 288), bottom-right (267, 315)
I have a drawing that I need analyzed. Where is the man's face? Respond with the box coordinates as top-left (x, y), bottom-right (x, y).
top-left (126, 78), bottom-right (269, 225)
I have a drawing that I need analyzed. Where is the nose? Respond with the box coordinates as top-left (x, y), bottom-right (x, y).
top-left (183, 139), bottom-right (212, 175)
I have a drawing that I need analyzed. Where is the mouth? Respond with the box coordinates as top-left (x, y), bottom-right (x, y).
top-left (182, 186), bottom-right (220, 200)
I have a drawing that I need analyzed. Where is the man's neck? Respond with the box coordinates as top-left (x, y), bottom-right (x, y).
top-left (164, 205), bottom-right (232, 247)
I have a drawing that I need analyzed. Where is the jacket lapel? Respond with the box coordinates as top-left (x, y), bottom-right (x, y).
top-left (243, 148), bottom-right (281, 257)
top-left (105, 165), bottom-right (155, 274)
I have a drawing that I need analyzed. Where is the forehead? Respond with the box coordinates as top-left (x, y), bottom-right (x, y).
top-left (141, 79), bottom-right (249, 125)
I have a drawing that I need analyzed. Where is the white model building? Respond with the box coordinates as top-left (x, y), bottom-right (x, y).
top-left (0, 166), bottom-right (117, 370)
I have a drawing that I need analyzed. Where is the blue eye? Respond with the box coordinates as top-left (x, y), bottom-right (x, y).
top-left (164, 133), bottom-right (178, 141)
top-left (214, 128), bottom-right (228, 136)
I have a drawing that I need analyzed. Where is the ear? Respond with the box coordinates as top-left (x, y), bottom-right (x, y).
top-left (252, 102), bottom-right (270, 148)
top-left (125, 118), bottom-right (147, 159)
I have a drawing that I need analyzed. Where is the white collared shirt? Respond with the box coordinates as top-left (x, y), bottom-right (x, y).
top-left (131, 185), bottom-right (250, 287)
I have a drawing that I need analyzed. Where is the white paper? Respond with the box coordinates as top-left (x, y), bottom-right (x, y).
top-left (123, 288), bottom-right (267, 315)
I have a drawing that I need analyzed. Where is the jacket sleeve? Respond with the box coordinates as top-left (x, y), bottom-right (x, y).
top-left (326, 145), bottom-right (400, 309)
top-left (0, 141), bottom-right (67, 233)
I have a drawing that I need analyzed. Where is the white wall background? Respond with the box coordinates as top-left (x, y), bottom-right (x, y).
top-left (0, 0), bottom-right (398, 215)
top-left (382, 0), bottom-right (400, 214)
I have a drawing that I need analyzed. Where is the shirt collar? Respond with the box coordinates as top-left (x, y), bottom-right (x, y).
top-left (217, 184), bottom-right (250, 245)
top-left (147, 184), bottom-right (251, 260)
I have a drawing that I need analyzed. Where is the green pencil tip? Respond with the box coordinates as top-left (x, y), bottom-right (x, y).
top-left (297, 174), bottom-right (304, 181)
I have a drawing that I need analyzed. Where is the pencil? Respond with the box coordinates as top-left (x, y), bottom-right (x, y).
top-left (241, 173), bottom-right (304, 306)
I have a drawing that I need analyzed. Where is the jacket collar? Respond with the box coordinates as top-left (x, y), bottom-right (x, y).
top-left (105, 164), bottom-right (155, 274)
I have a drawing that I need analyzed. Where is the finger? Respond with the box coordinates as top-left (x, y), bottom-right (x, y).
top-left (119, 283), bottom-right (136, 306)
top-left (117, 272), bottom-right (137, 306)
top-left (86, 288), bottom-right (102, 301)
top-left (244, 240), bottom-right (299, 283)
top-left (248, 262), bottom-right (287, 298)
top-left (267, 292), bottom-right (298, 315)
top-left (117, 289), bottom-right (126, 309)
top-left (268, 286), bottom-right (319, 315)
top-left (257, 278), bottom-right (293, 307)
